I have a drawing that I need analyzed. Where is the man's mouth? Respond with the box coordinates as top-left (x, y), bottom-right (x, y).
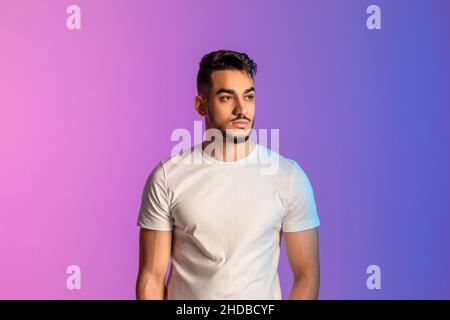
top-left (232, 120), bottom-right (250, 129)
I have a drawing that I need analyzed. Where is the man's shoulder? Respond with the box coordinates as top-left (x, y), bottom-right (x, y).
top-left (159, 144), bottom-right (200, 172)
top-left (142, 146), bottom-right (199, 189)
top-left (257, 144), bottom-right (303, 177)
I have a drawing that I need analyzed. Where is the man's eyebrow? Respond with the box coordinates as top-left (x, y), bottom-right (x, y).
top-left (215, 86), bottom-right (255, 95)
top-left (244, 86), bottom-right (255, 94)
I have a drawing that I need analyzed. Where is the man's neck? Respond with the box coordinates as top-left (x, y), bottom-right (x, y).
top-left (202, 139), bottom-right (256, 162)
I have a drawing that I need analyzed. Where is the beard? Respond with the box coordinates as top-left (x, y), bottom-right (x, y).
top-left (221, 117), bottom-right (255, 144)
top-left (223, 130), bottom-right (250, 144)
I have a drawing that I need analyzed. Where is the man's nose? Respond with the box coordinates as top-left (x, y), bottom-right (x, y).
top-left (233, 98), bottom-right (248, 116)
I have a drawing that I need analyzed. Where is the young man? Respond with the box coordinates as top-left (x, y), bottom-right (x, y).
top-left (136, 50), bottom-right (321, 300)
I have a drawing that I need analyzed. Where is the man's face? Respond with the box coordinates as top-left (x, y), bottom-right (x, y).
top-left (200, 69), bottom-right (256, 143)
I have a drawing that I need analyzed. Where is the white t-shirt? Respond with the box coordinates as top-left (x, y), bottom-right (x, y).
top-left (137, 142), bottom-right (320, 300)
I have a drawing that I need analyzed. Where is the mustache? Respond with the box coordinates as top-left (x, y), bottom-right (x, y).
top-left (232, 116), bottom-right (251, 122)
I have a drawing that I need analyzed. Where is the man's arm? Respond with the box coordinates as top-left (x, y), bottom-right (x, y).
top-left (136, 228), bottom-right (172, 300)
top-left (284, 227), bottom-right (320, 300)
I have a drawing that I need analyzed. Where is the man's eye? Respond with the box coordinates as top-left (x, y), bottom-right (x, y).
top-left (221, 96), bottom-right (232, 101)
top-left (246, 95), bottom-right (255, 101)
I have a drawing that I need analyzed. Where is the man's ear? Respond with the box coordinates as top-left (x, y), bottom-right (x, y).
top-left (194, 95), bottom-right (207, 116)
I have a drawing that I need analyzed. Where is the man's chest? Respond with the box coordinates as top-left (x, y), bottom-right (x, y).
top-left (169, 169), bottom-right (288, 239)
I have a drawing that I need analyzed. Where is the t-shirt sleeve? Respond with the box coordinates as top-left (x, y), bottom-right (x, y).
top-left (282, 160), bottom-right (320, 232)
top-left (137, 161), bottom-right (173, 231)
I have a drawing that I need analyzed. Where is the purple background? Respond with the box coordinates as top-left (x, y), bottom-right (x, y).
top-left (1, 0), bottom-right (449, 299)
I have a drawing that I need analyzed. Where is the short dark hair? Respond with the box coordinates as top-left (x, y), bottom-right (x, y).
top-left (196, 49), bottom-right (257, 97)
